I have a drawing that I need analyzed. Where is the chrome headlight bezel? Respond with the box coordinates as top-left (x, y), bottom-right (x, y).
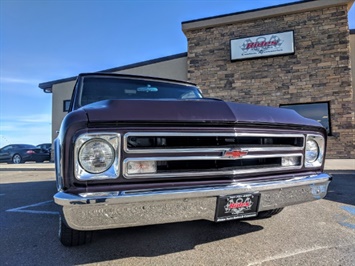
top-left (305, 134), bottom-right (325, 168)
top-left (74, 133), bottom-right (120, 180)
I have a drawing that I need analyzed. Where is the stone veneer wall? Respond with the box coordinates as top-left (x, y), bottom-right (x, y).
top-left (185, 5), bottom-right (354, 159)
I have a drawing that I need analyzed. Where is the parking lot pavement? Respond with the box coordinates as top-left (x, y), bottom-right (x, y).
top-left (0, 166), bottom-right (354, 266)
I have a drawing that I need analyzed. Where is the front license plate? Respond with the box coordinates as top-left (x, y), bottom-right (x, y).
top-left (215, 193), bottom-right (260, 222)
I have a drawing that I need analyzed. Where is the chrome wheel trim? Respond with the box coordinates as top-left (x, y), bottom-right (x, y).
top-left (13, 154), bottom-right (21, 164)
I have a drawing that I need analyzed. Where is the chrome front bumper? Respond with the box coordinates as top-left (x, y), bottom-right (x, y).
top-left (54, 173), bottom-right (331, 231)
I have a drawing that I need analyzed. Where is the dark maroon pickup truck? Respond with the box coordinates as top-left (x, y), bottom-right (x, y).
top-left (54, 73), bottom-right (331, 246)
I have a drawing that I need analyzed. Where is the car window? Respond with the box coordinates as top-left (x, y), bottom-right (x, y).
top-left (2, 146), bottom-right (12, 151)
top-left (19, 145), bottom-right (37, 149)
top-left (37, 144), bottom-right (51, 149)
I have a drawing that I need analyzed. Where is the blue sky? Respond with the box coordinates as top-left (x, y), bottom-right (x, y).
top-left (1, 0), bottom-right (354, 148)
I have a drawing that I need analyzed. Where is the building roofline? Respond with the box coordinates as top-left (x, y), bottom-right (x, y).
top-left (350, 29), bottom-right (355, 34)
top-left (39, 52), bottom-right (187, 93)
top-left (99, 52), bottom-right (187, 73)
top-left (182, 0), bottom-right (354, 33)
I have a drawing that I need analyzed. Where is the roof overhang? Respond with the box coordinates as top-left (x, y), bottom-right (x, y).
top-left (39, 76), bottom-right (77, 93)
top-left (182, 0), bottom-right (354, 33)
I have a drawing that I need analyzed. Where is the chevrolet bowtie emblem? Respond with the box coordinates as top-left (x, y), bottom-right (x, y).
top-left (222, 149), bottom-right (248, 159)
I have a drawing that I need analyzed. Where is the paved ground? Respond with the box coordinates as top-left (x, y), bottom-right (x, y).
top-left (0, 165), bottom-right (354, 266)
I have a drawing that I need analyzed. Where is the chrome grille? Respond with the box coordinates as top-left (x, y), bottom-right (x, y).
top-left (123, 132), bottom-right (305, 179)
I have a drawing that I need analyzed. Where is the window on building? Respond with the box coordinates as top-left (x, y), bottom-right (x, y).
top-left (280, 102), bottom-right (331, 135)
top-left (63, 100), bottom-right (71, 112)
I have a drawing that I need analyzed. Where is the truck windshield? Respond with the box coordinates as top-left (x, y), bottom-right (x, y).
top-left (79, 76), bottom-right (203, 107)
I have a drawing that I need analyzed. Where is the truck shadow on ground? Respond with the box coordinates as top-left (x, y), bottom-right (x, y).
top-left (325, 171), bottom-right (355, 206)
top-left (78, 219), bottom-right (263, 261)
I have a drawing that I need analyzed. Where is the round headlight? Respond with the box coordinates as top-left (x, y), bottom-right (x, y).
top-left (79, 139), bottom-right (115, 174)
top-left (305, 140), bottom-right (319, 163)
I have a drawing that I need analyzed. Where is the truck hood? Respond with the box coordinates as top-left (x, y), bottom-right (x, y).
top-left (81, 99), bottom-right (322, 127)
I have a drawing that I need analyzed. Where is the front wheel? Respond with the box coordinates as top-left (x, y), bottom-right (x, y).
top-left (12, 154), bottom-right (22, 164)
top-left (59, 216), bottom-right (92, 246)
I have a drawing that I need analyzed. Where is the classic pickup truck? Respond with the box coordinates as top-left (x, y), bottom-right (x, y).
top-left (54, 73), bottom-right (331, 246)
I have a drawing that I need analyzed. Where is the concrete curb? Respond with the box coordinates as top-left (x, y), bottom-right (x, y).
top-left (324, 159), bottom-right (355, 171)
top-left (0, 163), bottom-right (55, 171)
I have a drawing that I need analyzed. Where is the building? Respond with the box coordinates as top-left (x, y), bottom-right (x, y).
top-left (39, 0), bottom-right (355, 159)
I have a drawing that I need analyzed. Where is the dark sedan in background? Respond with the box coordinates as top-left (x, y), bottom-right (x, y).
top-left (0, 144), bottom-right (50, 164)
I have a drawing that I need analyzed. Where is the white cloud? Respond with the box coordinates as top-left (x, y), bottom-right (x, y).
top-left (1, 113), bottom-right (51, 124)
top-left (16, 114), bottom-right (51, 124)
top-left (0, 77), bottom-right (42, 85)
top-left (0, 124), bottom-right (18, 131)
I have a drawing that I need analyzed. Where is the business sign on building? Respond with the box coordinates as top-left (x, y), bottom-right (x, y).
top-left (231, 31), bottom-right (294, 60)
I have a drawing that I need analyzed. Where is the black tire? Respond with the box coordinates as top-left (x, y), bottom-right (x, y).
top-left (12, 154), bottom-right (22, 164)
top-left (257, 208), bottom-right (284, 219)
top-left (59, 216), bottom-right (92, 246)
